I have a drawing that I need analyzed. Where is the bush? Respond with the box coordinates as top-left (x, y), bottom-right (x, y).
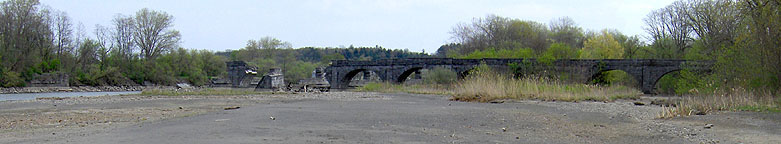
top-left (1, 71), bottom-right (25, 87)
top-left (422, 67), bottom-right (457, 85)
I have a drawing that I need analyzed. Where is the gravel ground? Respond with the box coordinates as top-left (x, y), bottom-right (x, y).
top-left (0, 92), bottom-right (778, 143)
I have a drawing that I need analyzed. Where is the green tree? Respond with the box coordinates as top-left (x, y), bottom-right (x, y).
top-left (580, 30), bottom-right (624, 59)
top-left (549, 17), bottom-right (585, 49)
top-left (542, 43), bottom-right (578, 59)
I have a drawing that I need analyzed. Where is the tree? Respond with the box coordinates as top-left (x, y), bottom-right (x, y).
top-left (112, 14), bottom-right (135, 59)
top-left (684, 0), bottom-right (740, 57)
top-left (543, 43), bottom-right (578, 59)
top-left (241, 36), bottom-right (291, 60)
top-left (132, 8), bottom-right (180, 59)
top-left (580, 30), bottom-right (624, 59)
top-left (49, 10), bottom-right (73, 59)
top-left (508, 19), bottom-right (549, 52)
top-left (605, 30), bottom-right (644, 59)
top-left (450, 15), bottom-right (551, 55)
top-left (549, 17), bottom-right (585, 49)
top-left (644, 1), bottom-right (693, 58)
top-left (76, 39), bottom-right (99, 69)
top-left (435, 43), bottom-right (460, 57)
top-left (0, 0), bottom-right (53, 72)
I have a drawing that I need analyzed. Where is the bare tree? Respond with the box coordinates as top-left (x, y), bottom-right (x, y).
top-left (0, 0), bottom-right (53, 71)
top-left (644, 1), bottom-right (694, 58)
top-left (132, 8), bottom-right (180, 59)
top-left (450, 15), bottom-right (551, 55)
top-left (49, 10), bottom-right (73, 59)
top-left (549, 17), bottom-right (584, 49)
top-left (112, 14), bottom-right (135, 59)
top-left (684, 0), bottom-right (740, 56)
top-left (94, 24), bottom-right (113, 63)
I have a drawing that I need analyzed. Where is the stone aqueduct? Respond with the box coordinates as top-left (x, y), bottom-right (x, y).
top-left (324, 58), bottom-right (713, 94)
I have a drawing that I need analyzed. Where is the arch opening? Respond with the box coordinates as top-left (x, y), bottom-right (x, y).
top-left (653, 70), bottom-right (683, 95)
top-left (397, 67), bottom-right (423, 83)
top-left (341, 69), bottom-right (380, 88)
top-left (457, 68), bottom-right (476, 79)
top-left (588, 69), bottom-right (640, 88)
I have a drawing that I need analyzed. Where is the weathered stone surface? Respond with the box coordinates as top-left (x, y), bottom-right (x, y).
top-left (293, 67), bottom-right (331, 92)
top-left (255, 68), bottom-right (285, 91)
top-left (209, 78), bottom-right (231, 87)
top-left (226, 61), bottom-right (259, 88)
top-left (324, 58), bottom-right (712, 94)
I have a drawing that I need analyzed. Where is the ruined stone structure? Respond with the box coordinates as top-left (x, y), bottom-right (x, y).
top-left (225, 61), bottom-right (258, 88)
top-left (255, 68), bottom-right (285, 91)
top-left (324, 58), bottom-right (713, 94)
top-left (292, 67), bottom-right (331, 92)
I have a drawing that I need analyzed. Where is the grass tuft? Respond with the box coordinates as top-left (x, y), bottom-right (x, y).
top-left (357, 68), bottom-right (642, 102)
top-left (658, 89), bottom-right (780, 118)
top-left (450, 69), bottom-right (641, 102)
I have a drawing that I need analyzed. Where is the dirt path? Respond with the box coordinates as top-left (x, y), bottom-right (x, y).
top-left (0, 92), bottom-right (778, 143)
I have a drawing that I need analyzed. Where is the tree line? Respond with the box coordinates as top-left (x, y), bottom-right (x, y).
top-left (0, 0), bottom-right (226, 87)
top-left (438, 0), bottom-right (780, 94)
top-left (0, 0), bottom-right (426, 87)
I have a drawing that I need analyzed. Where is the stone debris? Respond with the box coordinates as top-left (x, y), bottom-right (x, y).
top-left (704, 124), bottom-right (714, 129)
top-left (176, 83), bottom-right (193, 89)
top-left (224, 106), bottom-right (241, 110)
top-left (633, 101), bottom-right (646, 106)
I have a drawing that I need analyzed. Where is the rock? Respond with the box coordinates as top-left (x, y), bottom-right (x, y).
top-left (489, 100), bottom-right (505, 104)
top-left (269, 116), bottom-right (276, 120)
top-left (176, 83), bottom-right (193, 89)
top-left (224, 106), bottom-right (241, 110)
top-left (502, 127), bottom-right (507, 132)
top-left (704, 124), bottom-right (714, 129)
top-left (633, 101), bottom-right (646, 106)
top-left (692, 110), bottom-right (706, 115)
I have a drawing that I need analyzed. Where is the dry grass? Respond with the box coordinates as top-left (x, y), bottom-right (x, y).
top-left (358, 69), bottom-right (642, 102)
top-left (658, 89), bottom-right (780, 118)
top-left (450, 70), bottom-right (640, 102)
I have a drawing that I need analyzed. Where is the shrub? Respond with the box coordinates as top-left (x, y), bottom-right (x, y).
top-left (422, 67), bottom-right (457, 85)
top-left (1, 71), bottom-right (25, 87)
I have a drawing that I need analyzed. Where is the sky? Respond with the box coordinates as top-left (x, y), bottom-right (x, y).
top-left (39, 0), bottom-right (676, 53)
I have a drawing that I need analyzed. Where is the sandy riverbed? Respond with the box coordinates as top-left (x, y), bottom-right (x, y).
top-left (0, 92), bottom-right (778, 143)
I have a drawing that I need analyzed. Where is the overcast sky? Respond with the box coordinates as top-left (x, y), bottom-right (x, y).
top-left (40, 0), bottom-right (675, 53)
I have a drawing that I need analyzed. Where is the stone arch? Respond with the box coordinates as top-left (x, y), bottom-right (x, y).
top-left (338, 68), bottom-right (380, 88)
top-left (397, 67), bottom-right (424, 83)
top-left (643, 68), bottom-right (683, 94)
top-left (455, 66), bottom-right (476, 79)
